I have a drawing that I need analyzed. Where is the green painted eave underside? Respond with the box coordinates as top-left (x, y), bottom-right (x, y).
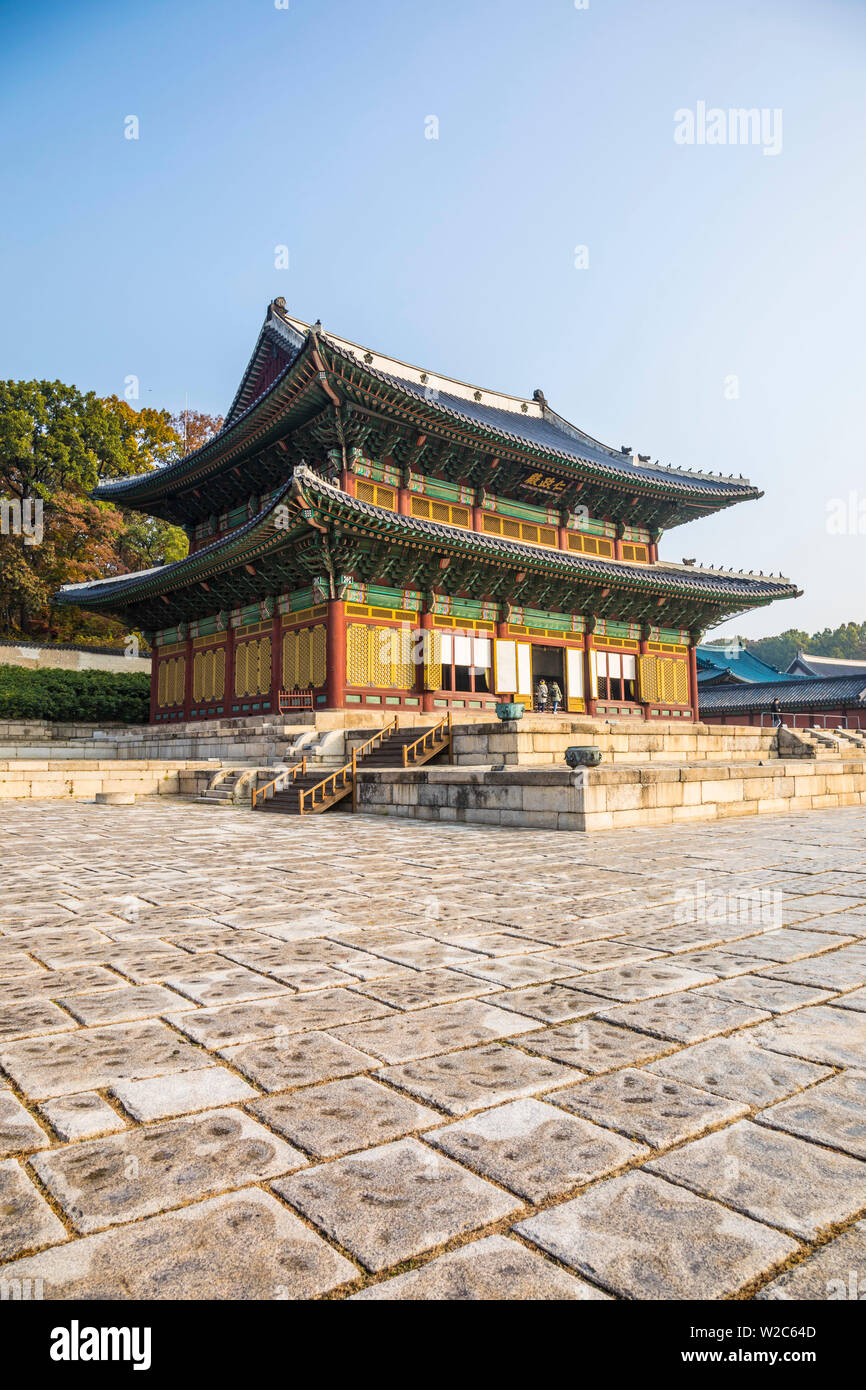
top-left (56, 470), bottom-right (800, 637)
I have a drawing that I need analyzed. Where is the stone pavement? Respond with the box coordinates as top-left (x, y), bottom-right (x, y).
top-left (1, 800), bottom-right (865, 1301)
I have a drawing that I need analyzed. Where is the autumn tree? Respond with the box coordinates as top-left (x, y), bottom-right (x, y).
top-left (0, 382), bottom-right (222, 642)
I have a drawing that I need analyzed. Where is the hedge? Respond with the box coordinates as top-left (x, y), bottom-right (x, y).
top-left (0, 667), bottom-right (150, 723)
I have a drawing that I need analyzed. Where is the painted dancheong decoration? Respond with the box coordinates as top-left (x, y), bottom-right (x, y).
top-left (55, 300), bottom-right (801, 724)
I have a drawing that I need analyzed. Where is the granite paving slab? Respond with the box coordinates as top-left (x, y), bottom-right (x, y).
top-left (757, 946), bottom-right (866, 992)
top-left (448, 954), bottom-right (576, 989)
top-left (165, 990), bottom-right (394, 1050)
top-left (594, 992), bottom-right (771, 1044)
top-left (0, 1088), bottom-right (51, 1155)
top-left (57, 984), bottom-right (192, 1025)
top-left (646, 1120), bottom-right (866, 1239)
top-left (349, 1234), bottom-right (610, 1300)
top-left (348, 969), bottom-right (496, 1011)
top-left (549, 1068), bottom-right (749, 1149)
top-left (38, 1092), bottom-right (128, 1142)
top-left (250, 1076), bottom-right (440, 1157)
top-left (0, 1019), bottom-right (208, 1099)
top-left (274, 1137), bottom-right (520, 1271)
top-left (756, 1072), bottom-right (866, 1159)
top-left (571, 961), bottom-right (719, 1002)
top-left (646, 1037), bottom-right (834, 1107)
top-left (111, 1066), bottom-right (258, 1121)
top-left (220, 1030), bottom-right (380, 1092)
top-left (517, 1020), bottom-right (678, 1074)
top-left (698, 975), bottom-right (834, 1014)
top-left (749, 1005), bottom-right (866, 1069)
top-left (0, 1158), bottom-right (67, 1261)
top-left (756, 1220), bottom-right (866, 1300)
top-left (377, 1042), bottom-right (579, 1115)
top-left (425, 1097), bottom-right (646, 1201)
top-left (332, 999), bottom-right (536, 1064)
top-left (32, 1108), bottom-right (309, 1232)
top-left (0, 998), bottom-right (76, 1042)
top-left (0, 1189), bottom-right (355, 1299)
top-left (484, 982), bottom-right (610, 1024)
top-left (515, 1170), bottom-right (798, 1299)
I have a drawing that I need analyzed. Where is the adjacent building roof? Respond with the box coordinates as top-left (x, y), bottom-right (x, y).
top-left (786, 649), bottom-right (866, 679)
top-left (696, 643), bottom-right (790, 684)
top-left (699, 675), bottom-right (866, 715)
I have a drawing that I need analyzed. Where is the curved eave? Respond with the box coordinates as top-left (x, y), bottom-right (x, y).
top-left (55, 479), bottom-right (304, 609)
top-left (91, 308), bottom-right (762, 523)
top-left (295, 468), bottom-right (799, 609)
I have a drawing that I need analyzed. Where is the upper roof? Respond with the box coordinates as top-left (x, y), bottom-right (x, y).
top-left (697, 642), bottom-right (791, 684)
top-left (786, 650), bottom-right (866, 678)
top-left (91, 302), bottom-right (764, 524)
top-left (699, 675), bottom-right (866, 713)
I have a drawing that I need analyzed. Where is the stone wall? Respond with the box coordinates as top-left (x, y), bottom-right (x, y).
top-left (0, 760), bottom-right (218, 801)
top-left (452, 718), bottom-right (784, 766)
top-left (354, 757), bottom-right (866, 832)
top-left (0, 642), bottom-right (151, 674)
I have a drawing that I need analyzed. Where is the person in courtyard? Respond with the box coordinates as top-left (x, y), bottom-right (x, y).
top-left (536, 678), bottom-right (548, 712)
top-left (549, 679), bottom-right (563, 714)
top-left (771, 696), bottom-right (783, 727)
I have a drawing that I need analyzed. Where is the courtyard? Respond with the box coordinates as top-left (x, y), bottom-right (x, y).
top-left (1, 799), bottom-right (865, 1300)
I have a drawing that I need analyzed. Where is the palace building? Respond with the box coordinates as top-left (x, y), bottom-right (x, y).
top-left (57, 300), bottom-right (801, 725)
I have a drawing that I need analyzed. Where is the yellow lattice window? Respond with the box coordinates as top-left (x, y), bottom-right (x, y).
top-left (355, 480), bottom-right (397, 510)
top-left (234, 638), bottom-right (271, 698)
top-left (638, 655), bottom-right (658, 703)
top-left (482, 513), bottom-right (557, 547)
top-left (347, 624), bottom-right (370, 687)
top-left (621, 542), bottom-right (649, 564)
top-left (158, 656), bottom-right (185, 708)
top-left (282, 624), bottom-right (326, 689)
top-left (638, 655), bottom-right (689, 705)
top-left (424, 629), bottom-right (442, 692)
top-left (311, 623), bottom-right (327, 687)
top-left (410, 496), bottom-right (471, 528)
top-left (567, 531), bottom-right (615, 558)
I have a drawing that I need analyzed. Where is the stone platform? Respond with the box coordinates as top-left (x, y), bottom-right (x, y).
top-left (356, 756), bottom-right (866, 832)
top-left (0, 798), bottom-right (864, 1300)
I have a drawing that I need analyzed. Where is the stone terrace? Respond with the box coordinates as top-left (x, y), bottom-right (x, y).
top-left (0, 800), bottom-right (865, 1300)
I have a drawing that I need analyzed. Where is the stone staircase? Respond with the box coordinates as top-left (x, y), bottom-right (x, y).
top-left (253, 716), bottom-right (452, 815)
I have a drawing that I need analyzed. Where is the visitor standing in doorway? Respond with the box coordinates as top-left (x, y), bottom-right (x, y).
top-left (549, 679), bottom-right (563, 714)
top-left (536, 678), bottom-right (548, 712)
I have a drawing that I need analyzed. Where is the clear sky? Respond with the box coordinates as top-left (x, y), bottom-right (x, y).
top-left (1, 0), bottom-right (864, 640)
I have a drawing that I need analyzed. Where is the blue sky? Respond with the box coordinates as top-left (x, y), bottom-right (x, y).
top-left (1, 0), bottom-right (864, 639)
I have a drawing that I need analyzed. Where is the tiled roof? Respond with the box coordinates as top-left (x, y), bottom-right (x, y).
top-left (697, 644), bottom-right (790, 682)
top-left (786, 652), bottom-right (866, 678)
top-left (699, 676), bottom-right (866, 713)
top-left (299, 468), bottom-right (798, 602)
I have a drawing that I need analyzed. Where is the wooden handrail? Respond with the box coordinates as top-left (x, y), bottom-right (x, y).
top-left (401, 711), bottom-right (452, 766)
top-left (251, 757), bottom-right (306, 808)
top-left (299, 716), bottom-right (400, 816)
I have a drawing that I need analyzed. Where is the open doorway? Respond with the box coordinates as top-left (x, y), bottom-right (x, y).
top-left (531, 644), bottom-right (564, 711)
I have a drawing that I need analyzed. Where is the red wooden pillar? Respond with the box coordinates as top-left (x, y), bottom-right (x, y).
top-left (398, 486), bottom-right (411, 515)
top-left (149, 651), bottom-right (159, 724)
top-left (183, 636), bottom-right (194, 723)
top-left (271, 614), bottom-right (282, 709)
top-left (224, 624), bottom-right (235, 718)
top-left (327, 599), bottom-right (346, 709)
top-left (639, 630), bottom-right (650, 721)
top-left (419, 609), bottom-right (434, 712)
top-left (584, 627), bottom-right (596, 717)
top-left (688, 641), bottom-right (700, 723)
